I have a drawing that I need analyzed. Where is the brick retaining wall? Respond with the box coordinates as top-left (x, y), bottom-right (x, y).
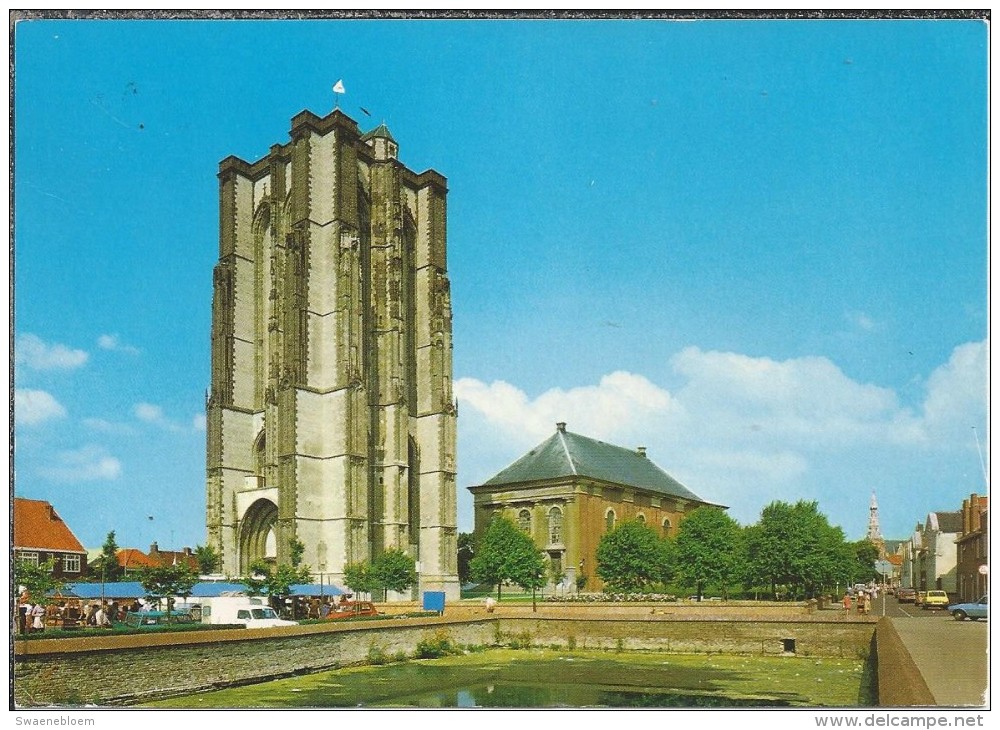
top-left (13, 613), bottom-right (876, 707)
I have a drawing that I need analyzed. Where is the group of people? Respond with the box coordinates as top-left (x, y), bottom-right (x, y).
top-left (842, 586), bottom-right (879, 616)
top-left (18, 596), bottom-right (146, 633)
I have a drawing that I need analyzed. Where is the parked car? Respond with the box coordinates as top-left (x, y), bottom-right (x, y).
top-left (914, 591), bottom-right (927, 607)
top-left (949, 595), bottom-right (988, 621)
top-left (922, 590), bottom-right (950, 610)
top-left (896, 587), bottom-right (916, 603)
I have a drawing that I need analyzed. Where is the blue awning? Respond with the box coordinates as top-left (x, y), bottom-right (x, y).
top-left (62, 580), bottom-right (346, 600)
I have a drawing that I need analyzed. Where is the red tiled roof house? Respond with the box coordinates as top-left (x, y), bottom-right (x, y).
top-left (13, 497), bottom-right (89, 579)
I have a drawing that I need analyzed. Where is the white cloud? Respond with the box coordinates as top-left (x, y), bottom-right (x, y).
top-left (135, 402), bottom-right (164, 423)
top-left (919, 340), bottom-right (989, 446)
top-left (97, 333), bottom-right (141, 355)
top-left (133, 402), bottom-right (190, 433)
top-left (668, 346), bottom-right (918, 447)
top-left (846, 310), bottom-right (877, 332)
top-left (38, 445), bottom-right (122, 482)
top-left (15, 389), bottom-right (67, 426)
top-left (456, 340), bottom-right (988, 529)
top-left (15, 333), bottom-right (88, 371)
top-left (191, 414), bottom-right (207, 432)
top-left (456, 371), bottom-right (675, 448)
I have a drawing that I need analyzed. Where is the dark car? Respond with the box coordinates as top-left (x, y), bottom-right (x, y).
top-left (896, 587), bottom-right (916, 603)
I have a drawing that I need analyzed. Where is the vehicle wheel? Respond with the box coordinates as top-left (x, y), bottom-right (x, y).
top-left (953, 610), bottom-right (967, 621)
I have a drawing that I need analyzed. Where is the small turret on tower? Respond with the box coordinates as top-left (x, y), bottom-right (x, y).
top-left (362, 123), bottom-right (398, 161)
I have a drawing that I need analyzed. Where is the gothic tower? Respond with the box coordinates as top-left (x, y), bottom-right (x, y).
top-left (205, 108), bottom-right (459, 599)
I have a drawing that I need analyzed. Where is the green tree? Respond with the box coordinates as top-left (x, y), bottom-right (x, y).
top-left (194, 544), bottom-right (222, 575)
top-left (595, 519), bottom-right (670, 593)
top-left (343, 560), bottom-right (378, 599)
top-left (370, 548), bottom-right (418, 600)
top-left (743, 500), bottom-right (854, 600)
top-left (93, 531), bottom-right (123, 583)
top-left (289, 537), bottom-right (306, 567)
top-left (673, 507), bottom-right (742, 600)
top-left (469, 516), bottom-right (546, 601)
top-left (139, 563), bottom-right (198, 618)
top-left (457, 532), bottom-right (475, 584)
top-left (242, 557), bottom-right (312, 607)
top-left (15, 557), bottom-right (63, 605)
top-left (849, 539), bottom-right (881, 585)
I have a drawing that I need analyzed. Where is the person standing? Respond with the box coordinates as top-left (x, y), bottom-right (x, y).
top-left (31, 602), bottom-right (46, 632)
top-left (842, 592), bottom-right (852, 618)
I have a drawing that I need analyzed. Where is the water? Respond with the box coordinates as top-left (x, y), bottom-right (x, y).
top-left (145, 650), bottom-right (866, 708)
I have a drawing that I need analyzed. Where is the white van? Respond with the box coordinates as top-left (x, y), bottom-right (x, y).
top-left (200, 596), bottom-right (297, 628)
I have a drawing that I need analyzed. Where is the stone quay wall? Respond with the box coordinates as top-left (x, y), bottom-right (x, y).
top-left (14, 612), bottom-right (877, 707)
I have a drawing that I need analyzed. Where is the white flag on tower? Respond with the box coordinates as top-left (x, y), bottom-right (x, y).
top-left (333, 79), bottom-right (346, 94)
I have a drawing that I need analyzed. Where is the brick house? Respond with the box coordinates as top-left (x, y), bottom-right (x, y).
top-left (13, 497), bottom-right (88, 579)
top-left (955, 494), bottom-right (988, 602)
top-left (469, 422), bottom-right (720, 591)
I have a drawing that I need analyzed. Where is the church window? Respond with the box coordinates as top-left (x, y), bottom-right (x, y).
top-left (605, 509), bottom-right (616, 532)
top-left (548, 506), bottom-right (563, 544)
top-left (637, 513), bottom-right (646, 525)
top-left (662, 518), bottom-right (672, 537)
top-left (518, 509), bottom-right (531, 533)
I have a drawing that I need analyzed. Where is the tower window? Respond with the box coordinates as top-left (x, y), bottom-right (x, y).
top-left (518, 509), bottom-right (531, 533)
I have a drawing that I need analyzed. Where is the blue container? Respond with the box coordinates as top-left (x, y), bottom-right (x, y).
top-left (422, 591), bottom-right (446, 615)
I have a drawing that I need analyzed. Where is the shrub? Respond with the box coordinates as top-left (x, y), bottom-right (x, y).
top-left (367, 643), bottom-right (389, 665)
top-left (415, 631), bottom-right (458, 658)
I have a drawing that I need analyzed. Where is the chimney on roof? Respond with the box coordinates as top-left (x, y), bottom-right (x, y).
top-left (637, 446), bottom-right (647, 457)
top-left (556, 422), bottom-right (566, 433)
top-left (150, 542), bottom-right (158, 555)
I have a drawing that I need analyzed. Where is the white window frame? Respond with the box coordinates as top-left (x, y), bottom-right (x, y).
top-left (63, 554), bottom-right (81, 573)
top-left (17, 551), bottom-right (39, 567)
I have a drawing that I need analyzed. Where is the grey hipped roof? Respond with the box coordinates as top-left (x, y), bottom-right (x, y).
top-left (483, 426), bottom-right (710, 504)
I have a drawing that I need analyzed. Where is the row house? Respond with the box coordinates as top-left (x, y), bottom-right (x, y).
top-left (899, 494), bottom-right (987, 599)
top-left (918, 511), bottom-right (962, 594)
top-left (955, 494), bottom-right (988, 602)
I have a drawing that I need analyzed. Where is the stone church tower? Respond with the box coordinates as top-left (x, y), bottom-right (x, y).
top-left (205, 107), bottom-right (459, 599)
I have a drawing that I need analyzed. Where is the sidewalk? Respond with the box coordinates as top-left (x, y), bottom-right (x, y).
top-left (889, 616), bottom-right (988, 707)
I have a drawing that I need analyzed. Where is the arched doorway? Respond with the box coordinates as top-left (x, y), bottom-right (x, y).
top-left (239, 498), bottom-right (278, 573)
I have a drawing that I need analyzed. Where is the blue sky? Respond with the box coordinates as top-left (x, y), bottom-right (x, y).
top-left (13, 18), bottom-right (988, 552)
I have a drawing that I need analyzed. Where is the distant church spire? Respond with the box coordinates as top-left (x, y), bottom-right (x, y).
top-left (867, 491), bottom-right (884, 544)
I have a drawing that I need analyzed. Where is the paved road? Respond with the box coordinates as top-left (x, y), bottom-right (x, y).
top-left (889, 606), bottom-right (988, 707)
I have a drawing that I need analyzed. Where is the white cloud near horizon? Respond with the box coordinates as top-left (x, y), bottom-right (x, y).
top-left (15, 333), bottom-right (88, 371)
top-left (37, 444), bottom-right (122, 482)
top-left (15, 388), bottom-right (67, 426)
top-left (455, 340), bottom-right (988, 527)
